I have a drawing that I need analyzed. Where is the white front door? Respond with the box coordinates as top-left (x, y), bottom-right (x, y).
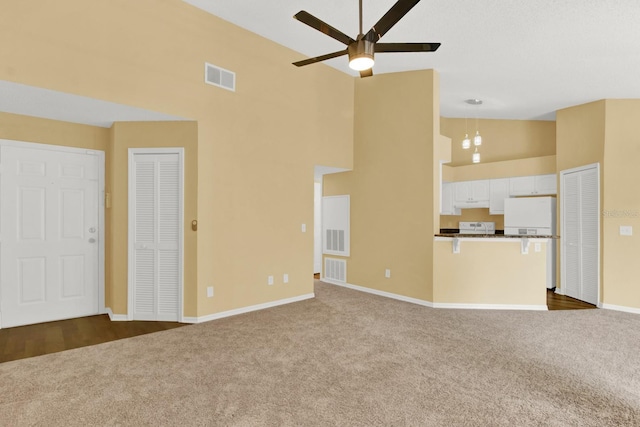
top-left (0, 142), bottom-right (102, 328)
top-left (128, 149), bottom-right (183, 322)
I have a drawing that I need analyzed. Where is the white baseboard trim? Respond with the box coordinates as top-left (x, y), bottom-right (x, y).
top-left (600, 303), bottom-right (640, 315)
top-left (321, 278), bottom-right (548, 311)
top-left (182, 293), bottom-right (315, 324)
top-left (432, 302), bottom-right (548, 311)
top-left (321, 278), bottom-right (434, 308)
top-left (106, 307), bottom-right (128, 321)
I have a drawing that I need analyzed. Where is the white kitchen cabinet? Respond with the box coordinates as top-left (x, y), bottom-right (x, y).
top-left (440, 182), bottom-right (460, 215)
top-left (489, 178), bottom-right (510, 214)
top-left (534, 174), bottom-right (557, 195)
top-left (454, 180), bottom-right (490, 208)
top-left (509, 174), bottom-right (557, 196)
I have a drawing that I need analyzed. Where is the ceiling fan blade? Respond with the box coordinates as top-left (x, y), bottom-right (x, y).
top-left (359, 69), bottom-right (373, 78)
top-left (292, 49), bottom-right (348, 67)
top-left (366, 0), bottom-right (421, 41)
top-left (294, 11), bottom-right (355, 46)
top-left (375, 42), bottom-right (441, 53)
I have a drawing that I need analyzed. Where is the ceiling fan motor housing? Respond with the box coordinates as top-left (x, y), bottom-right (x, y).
top-left (348, 39), bottom-right (375, 68)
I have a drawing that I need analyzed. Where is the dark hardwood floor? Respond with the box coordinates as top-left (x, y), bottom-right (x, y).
top-left (0, 315), bottom-right (187, 364)
top-left (547, 289), bottom-right (597, 310)
top-left (0, 286), bottom-right (595, 364)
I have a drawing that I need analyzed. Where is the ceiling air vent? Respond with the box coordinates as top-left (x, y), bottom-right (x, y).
top-left (204, 62), bottom-right (235, 92)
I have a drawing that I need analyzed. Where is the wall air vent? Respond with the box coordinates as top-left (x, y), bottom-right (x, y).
top-left (205, 62), bottom-right (235, 92)
top-left (324, 258), bottom-right (346, 283)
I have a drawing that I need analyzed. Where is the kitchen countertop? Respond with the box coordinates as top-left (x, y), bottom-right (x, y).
top-left (435, 233), bottom-right (558, 239)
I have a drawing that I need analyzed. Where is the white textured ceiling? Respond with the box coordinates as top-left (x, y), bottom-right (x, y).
top-left (184, 0), bottom-right (640, 121)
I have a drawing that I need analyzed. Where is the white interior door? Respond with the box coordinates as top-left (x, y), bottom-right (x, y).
top-left (128, 149), bottom-right (183, 321)
top-left (0, 142), bottom-right (102, 328)
top-left (561, 164), bottom-right (599, 305)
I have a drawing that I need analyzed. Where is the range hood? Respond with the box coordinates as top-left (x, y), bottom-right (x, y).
top-left (453, 200), bottom-right (490, 209)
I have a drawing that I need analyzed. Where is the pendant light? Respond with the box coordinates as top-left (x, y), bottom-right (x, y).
top-left (474, 130), bottom-right (482, 146)
top-left (472, 147), bottom-right (480, 163)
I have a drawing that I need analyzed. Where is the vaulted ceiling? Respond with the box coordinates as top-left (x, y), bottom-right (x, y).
top-left (185, 0), bottom-right (640, 121)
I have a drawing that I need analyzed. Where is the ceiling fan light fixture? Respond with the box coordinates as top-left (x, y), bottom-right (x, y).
top-left (348, 39), bottom-right (375, 71)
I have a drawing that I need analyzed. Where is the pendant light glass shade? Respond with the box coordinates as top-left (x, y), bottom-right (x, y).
top-left (462, 134), bottom-right (471, 149)
top-left (472, 148), bottom-right (480, 163)
top-left (473, 130), bottom-right (482, 146)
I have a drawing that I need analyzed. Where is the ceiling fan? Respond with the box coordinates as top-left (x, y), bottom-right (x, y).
top-left (292, 0), bottom-right (440, 77)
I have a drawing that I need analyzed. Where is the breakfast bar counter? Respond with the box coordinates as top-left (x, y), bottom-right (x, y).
top-left (432, 236), bottom-right (552, 310)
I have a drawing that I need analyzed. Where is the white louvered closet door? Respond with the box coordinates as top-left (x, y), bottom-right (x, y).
top-left (130, 152), bottom-right (182, 321)
top-left (561, 165), bottom-right (599, 305)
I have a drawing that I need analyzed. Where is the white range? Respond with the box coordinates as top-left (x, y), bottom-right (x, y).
top-left (459, 221), bottom-right (496, 235)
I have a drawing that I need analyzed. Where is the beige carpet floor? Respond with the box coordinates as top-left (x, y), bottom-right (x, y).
top-left (1, 281), bottom-right (640, 426)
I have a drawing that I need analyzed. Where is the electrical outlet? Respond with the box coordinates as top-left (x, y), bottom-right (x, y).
top-left (207, 286), bottom-right (214, 297)
top-left (283, 273), bottom-right (289, 283)
top-left (620, 225), bottom-right (633, 236)
top-left (268, 275), bottom-right (274, 285)
top-left (385, 269), bottom-right (391, 278)
top-left (534, 243), bottom-right (541, 252)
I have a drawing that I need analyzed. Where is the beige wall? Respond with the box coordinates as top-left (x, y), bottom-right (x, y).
top-left (0, 112), bottom-right (109, 150)
top-left (441, 118), bottom-right (556, 166)
top-left (556, 101), bottom-right (605, 172)
top-left (1, 0), bottom-right (354, 318)
top-left (324, 70), bottom-right (438, 302)
top-left (601, 100), bottom-right (640, 308)
top-left (446, 155), bottom-right (557, 182)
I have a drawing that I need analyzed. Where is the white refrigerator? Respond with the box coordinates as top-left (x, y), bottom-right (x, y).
top-left (504, 197), bottom-right (556, 289)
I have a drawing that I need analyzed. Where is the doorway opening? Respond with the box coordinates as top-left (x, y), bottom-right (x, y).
top-left (313, 165), bottom-right (350, 281)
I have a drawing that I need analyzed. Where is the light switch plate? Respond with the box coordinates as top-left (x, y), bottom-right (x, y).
top-left (385, 269), bottom-right (391, 278)
top-left (620, 225), bottom-right (633, 236)
top-left (268, 275), bottom-right (274, 285)
top-left (301, 223), bottom-right (307, 232)
top-left (207, 286), bottom-right (214, 297)
top-left (283, 273), bottom-right (289, 283)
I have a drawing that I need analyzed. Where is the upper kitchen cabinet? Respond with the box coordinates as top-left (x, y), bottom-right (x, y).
top-left (509, 174), bottom-right (557, 196)
top-left (489, 178), bottom-right (510, 214)
top-left (454, 180), bottom-right (490, 208)
top-left (440, 182), bottom-right (461, 215)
